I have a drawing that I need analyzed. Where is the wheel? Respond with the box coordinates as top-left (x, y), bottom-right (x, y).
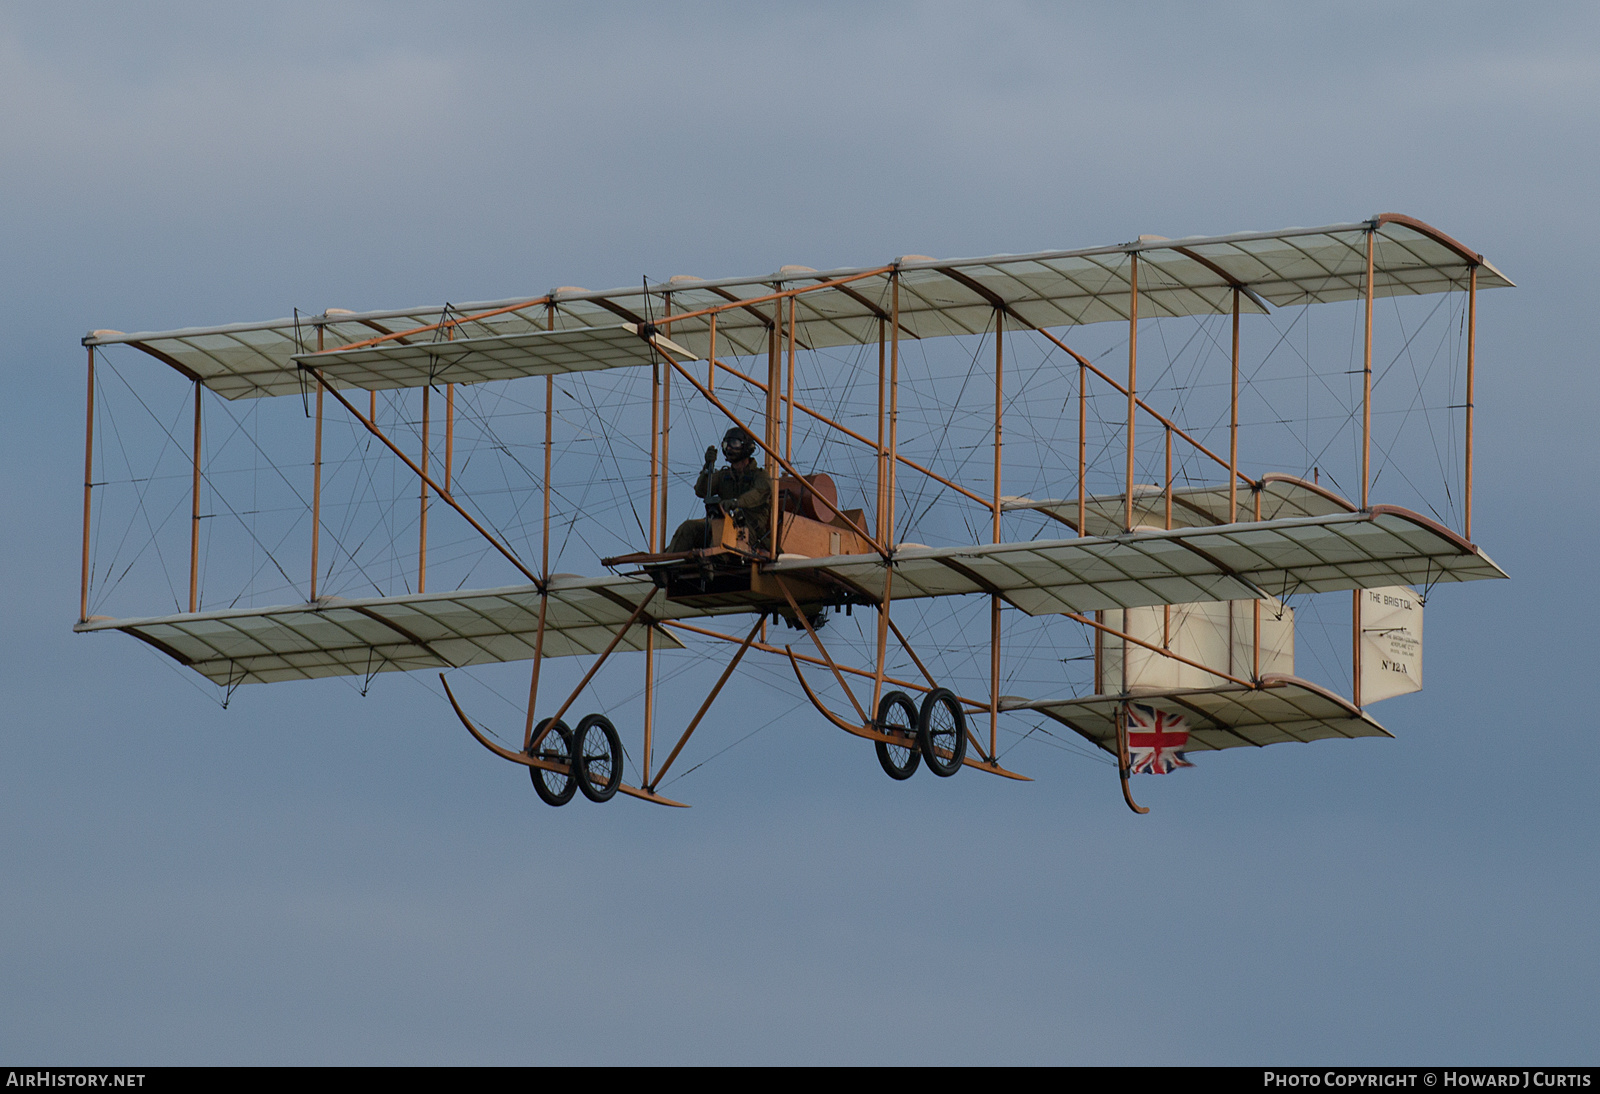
top-left (918, 688), bottom-right (967, 777)
top-left (574, 713), bottom-right (624, 803)
top-left (527, 718), bottom-right (576, 806)
top-left (874, 691), bottom-right (921, 780)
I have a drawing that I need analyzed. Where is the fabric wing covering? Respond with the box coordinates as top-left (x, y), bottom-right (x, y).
top-left (1002, 675), bottom-right (1392, 753)
top-left (1002, 473), bottom-right (1356, 537)
top-left (774, 507), bottom-right (1505, 615)
top-left (290, 324), bottom-right (698, 395)
top-left (72, 575), bottom-right (748, 687)
top-left (85, 216), bottom-right (1511, 400)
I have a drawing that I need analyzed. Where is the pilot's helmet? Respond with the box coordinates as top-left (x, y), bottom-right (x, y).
top-left (721, 427), bottom-right (757, 462)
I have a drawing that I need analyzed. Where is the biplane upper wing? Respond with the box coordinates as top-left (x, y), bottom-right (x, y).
top-left (1001, 674), bottom-right (1391, 753)
top-left (86, 215), bottom-right (1512, 400)
top-left (290, 323), bottom-right (698, 393)
top-left (72, 574), bottom-right (736, 687)
top-left (772, 506), bottom-right (1505, 615)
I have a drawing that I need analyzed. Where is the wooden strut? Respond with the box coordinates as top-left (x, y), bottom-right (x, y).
top-left (1078, 356), bottom-right (1087, 537)
top-left (1230, 288), bottom-right (1241, 523)
top-left (440, 675), bottom-right (689, 808)
top-left (1127, 252), bottom-right (1139, 533)
top-left (1465, 264), bottom-right (1477, 541)
top-left (311, 323), bottom-right (324, 601)
top-left (646, 614), bottom-right (765, 791)
top-left (1362, 226), bottom-right (1375, 511)
top-left (885, 616), bottom-right (940, 692)
top-left (80, 346), bottom-right (95, 623)
top-left (775, 575), bottom-right (868, 724)
top-left (871, 566), bottom-right (893, 722)
top-left (645, 316), bottom-right (663, 784)
top-left (991, 306), bottom-right (1003, 762)
top-left (419, 384), bottom-right (429, 594)
top-left (312, 371), bottom-right (543, 588)
top-left (190, 380), bottom-right (201, 613)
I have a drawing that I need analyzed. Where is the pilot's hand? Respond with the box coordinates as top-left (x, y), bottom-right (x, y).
top-left (703, 446), bottom-right (717, 470)
top-left (706, 494), bottom-right (722, 510)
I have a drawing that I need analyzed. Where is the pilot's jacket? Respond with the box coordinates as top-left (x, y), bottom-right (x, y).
top-left (668, 461), bottom-right (772, 552)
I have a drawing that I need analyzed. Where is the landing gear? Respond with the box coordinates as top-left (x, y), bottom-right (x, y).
top-left (874, 691), bottom-right (921, 780)
top-left (574, 713), bottom-right (624, 803)
top-left (918, 688), bottom-right (967, 777)
top-left (528, 717), bottom-right (577, 807)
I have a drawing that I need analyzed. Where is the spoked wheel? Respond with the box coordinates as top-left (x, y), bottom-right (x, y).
top-left (874, 690), bottom-right (921, 780)
top-left (574, 713), bottom-right (624, 803)
top-left (918, 688), bottom-right (967, 777)
top-left (527, 717), bottom-right (576, 807)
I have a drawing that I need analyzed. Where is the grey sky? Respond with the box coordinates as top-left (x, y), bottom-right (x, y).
top-left (2, 2), bottom-right (1596, 1063)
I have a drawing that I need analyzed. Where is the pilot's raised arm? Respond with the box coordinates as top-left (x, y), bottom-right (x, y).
top-left (669, 427), bottom-right (765, 552)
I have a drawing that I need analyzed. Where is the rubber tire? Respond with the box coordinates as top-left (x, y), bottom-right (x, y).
top-left (918, 688), bottom-right (967, 777)
top-left (574, 713), bottom-right (624, 803)
top-left (527, 718), bottom-right (576, 806)
top-left (874, 691), bottom-right (921, 780)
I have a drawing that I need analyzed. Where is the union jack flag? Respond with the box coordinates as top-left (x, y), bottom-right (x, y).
top-left (1124, 703), bottom-right (1194, 774)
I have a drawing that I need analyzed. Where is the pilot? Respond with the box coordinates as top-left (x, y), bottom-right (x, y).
top-left (667, 426), bottom-right (772, 553)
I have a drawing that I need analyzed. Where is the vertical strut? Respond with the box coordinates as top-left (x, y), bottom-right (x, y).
top-left (190, 380), bottom-right (201, 613)
top-left (311, 384), bottom-right (323, 600)
top-left (644, 292), bottom-right (663, 784)
top-left (767, 297), bottom-right (781, 554)
top-left (1126, 251), bottom-right (1139, 533)
top-left (649, 359), bottom-right (660, 555)
top-left (1362, 227), bottom-right (1374, 510)
top-left (81, 346), bottom-right (95, 623)
top-left (659, 292), bottom-right (673, 550)
top-left (991, 306), bottom-right (1003, 761)
top-left (1163, 424), bottom-right (1172, 649)
top-left (873, 314), bottom-right (891, 721)
top-left (1254, 488), bottom-right (1262, 682)
top-left (1351, 589), bottom-right (1362, 707)
top-left (445, 383), bottom-right (454, 495)
top-left (888, 270), bottom-right (900, 548)
top-left (786, 295), bottom-right (796, 465)
top-left (418, 385), bottom-right (429, 594)
top-left (311, 323), bottom-right (324, 602)
top-left (1465, 264), bottom-right (1477, 540)
top-left (1078, 357), bottom-right (1087, 536)
top-left (876, 317), bottom-right (886, 544)
top-left (1230, 287), bottom-right (1240, 523)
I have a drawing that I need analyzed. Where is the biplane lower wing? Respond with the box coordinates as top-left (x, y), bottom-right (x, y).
top-left (771, 506), bottom-right (1505, 615)
top-left (1002, 674), bottom-right (1391, 753)
top-left (72, 574), bottom-right (738, 687)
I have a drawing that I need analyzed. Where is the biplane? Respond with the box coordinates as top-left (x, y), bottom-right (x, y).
top-left (74, 214), bottom-right (1509, 812)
